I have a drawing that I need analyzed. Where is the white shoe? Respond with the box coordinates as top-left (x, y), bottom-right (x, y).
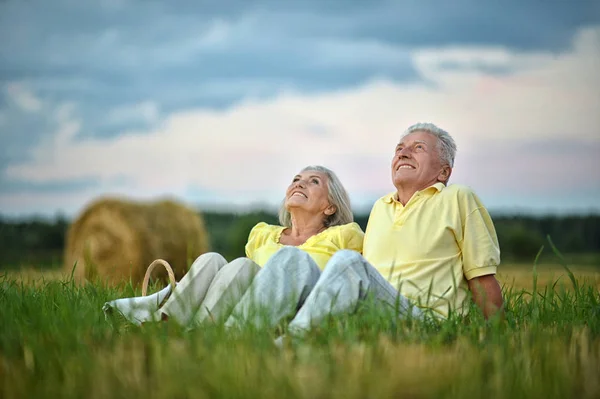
top-left (103, 284), bottom-right (173, 326)
top-left (273, 335), bottom-right (286, 349)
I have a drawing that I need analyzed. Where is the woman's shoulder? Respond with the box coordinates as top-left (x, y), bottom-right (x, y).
top-left (326, 222), bottom-right (364, 233)
top-left (245, 222), bottom-right (285, 258)
top-left (322, 222), bottom-right (365, 241)
top-left (322, 222), bottom-right (364, 251)
top-left (248, 222), bottom-right (284, 239)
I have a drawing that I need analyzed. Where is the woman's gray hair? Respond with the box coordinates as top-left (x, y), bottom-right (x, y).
top-left (278, 165), bottom-right (354, 228)
top-left (400, 122), bottom-right (457, 168)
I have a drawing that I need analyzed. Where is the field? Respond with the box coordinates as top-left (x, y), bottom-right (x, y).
top-left (1, 258), bottom-right (599, 399)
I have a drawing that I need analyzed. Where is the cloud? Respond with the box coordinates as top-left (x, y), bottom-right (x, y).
top-left (6, 84), bottom-right (43, 112)
top-left (2, 0), bottom-right (596, 113)
top-left (2, 25), bottom-right (599, 216)
top-left (104, 101), bottom-right (160, 128)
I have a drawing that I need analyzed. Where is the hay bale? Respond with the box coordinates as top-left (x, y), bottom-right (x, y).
top-left (64, 196), bottom-right (210, 286)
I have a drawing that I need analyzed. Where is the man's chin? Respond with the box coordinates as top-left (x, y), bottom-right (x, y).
top-left (392, 176), bottom-right (413, 188)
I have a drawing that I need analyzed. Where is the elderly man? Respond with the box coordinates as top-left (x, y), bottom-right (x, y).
top-left (282, 123), bottom-right (503, 337)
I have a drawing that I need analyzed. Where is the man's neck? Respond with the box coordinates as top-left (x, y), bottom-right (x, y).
top-left (395, 180), bottom-right (441, 206)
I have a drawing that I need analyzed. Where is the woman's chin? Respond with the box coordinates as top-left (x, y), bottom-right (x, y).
top-left (285, 202), bottom-right (309, 213)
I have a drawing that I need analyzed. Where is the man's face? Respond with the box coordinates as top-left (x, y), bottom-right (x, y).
top-left (391, 131), bottom-right (448, 189)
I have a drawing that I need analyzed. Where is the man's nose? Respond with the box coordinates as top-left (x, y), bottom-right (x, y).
top-left (398, 147), bottom-right (411, 158)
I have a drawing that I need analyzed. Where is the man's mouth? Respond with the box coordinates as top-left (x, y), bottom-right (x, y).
top-left (396, 164), bottom-right (415, 170)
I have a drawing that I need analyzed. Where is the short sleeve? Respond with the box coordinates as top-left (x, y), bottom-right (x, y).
top-left (457, 189), bottom-right (501, 280)
top-left (244, 222), bottom-right (269, 259)
top-left (336, 222), bottom-right (365, 253)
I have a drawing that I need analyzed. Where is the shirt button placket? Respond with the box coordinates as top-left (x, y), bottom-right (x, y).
top-left (394, 204), bottom-right (405, 227)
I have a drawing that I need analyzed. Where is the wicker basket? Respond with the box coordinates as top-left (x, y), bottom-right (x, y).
top-left (141, 259), bottom-right (177, 297)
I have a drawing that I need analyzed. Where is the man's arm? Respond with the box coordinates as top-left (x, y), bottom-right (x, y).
top-left (467, 274), bottom-right (504, 320)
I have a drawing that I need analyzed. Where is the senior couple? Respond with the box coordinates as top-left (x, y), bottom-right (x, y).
top-left (104, 122), bottom-right (504, 337)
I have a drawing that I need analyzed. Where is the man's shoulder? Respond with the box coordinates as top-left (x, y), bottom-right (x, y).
top-left (374, 191), bottom-right (397, 204)
top-left (441, 183), bottom-right (480, 199)
top-left (440, 184), bottom-right (490, 214)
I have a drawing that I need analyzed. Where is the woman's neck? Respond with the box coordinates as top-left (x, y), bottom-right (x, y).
top-left (280, 212), bottom-right (326, 245)
top-left (288, 213), bottom-right (326, 237)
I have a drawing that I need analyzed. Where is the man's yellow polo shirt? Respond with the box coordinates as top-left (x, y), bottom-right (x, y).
top-left (363, 183), bottom-right (500, 318)
top-left (245, 222), bottom-right (364, 270)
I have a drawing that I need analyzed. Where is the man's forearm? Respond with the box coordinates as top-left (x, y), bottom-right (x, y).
top-left (467, 274), bottom-right (504, 320)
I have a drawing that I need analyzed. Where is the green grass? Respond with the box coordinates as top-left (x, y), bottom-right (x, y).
top-left (1, 265), bottom-right (599, 399)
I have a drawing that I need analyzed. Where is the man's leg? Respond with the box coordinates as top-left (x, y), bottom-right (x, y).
top-left (287, 249), bottom-right (422, 334)
top-left (191, 257), bottom-right (261, 326)
top-left (159, 252), bottom-right (227, 325)
top-left (224, 246), bottom-right (321, 330)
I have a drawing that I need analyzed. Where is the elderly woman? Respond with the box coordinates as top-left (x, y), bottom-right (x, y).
top-left (103, 165), bottom-right (364, 329)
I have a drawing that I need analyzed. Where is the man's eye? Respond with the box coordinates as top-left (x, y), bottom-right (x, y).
top-left (311, 179), bottom-right (319, 184)
top-left (415, 144), bottom-right (424, 151)
top-left (293, 178), bottom-right (299, 182)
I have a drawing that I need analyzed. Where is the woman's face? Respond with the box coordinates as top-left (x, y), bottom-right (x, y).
top-left (285, 170), bottom-right (333, 219)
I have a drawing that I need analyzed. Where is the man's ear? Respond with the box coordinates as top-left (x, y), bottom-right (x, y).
top-left (324, 204), bottom-right (337, 216)
top-left (438, 166), bottom-right (452, 183)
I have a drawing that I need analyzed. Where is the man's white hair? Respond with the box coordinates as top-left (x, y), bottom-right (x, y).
top-left (400, 122), bottom-right (457, 168)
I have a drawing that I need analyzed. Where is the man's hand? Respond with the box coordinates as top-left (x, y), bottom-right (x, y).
top-left (467, 274), bottom-right (504, 320)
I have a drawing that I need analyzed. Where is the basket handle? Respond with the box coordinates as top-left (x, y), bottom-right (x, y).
top-left (141, 259), bottom-right (177, 297)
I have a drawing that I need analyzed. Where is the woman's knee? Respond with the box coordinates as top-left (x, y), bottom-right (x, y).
top-left (188, 252), bottom-right (227, 273)
top-left (221, 257), bottom-right (261, 276)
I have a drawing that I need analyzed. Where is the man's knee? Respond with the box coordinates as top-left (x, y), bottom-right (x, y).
top-left (267, 246), bottom-right (316, 272)
top-left (319, 250), bottom-right (370, 283)
top-left (273, 245), bottom-right (304, 258)
top-left (326, 250), bottom-right (363, 269)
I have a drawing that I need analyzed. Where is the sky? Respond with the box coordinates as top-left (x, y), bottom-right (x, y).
top-left (1, 0), bottom-right (599, 219)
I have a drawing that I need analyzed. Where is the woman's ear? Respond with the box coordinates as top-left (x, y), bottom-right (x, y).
top-left (324, 204), bottom-right (337, 216)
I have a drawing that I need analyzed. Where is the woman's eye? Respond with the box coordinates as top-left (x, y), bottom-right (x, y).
top-left (311, 179), bottom-right (319, 184)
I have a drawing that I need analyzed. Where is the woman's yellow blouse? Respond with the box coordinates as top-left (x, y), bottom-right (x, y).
top-left (244, 222), bottom-right (364, 270)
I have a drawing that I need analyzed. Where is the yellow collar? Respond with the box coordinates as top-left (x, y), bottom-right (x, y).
top-left (383, 182), bottom-right (446, 204)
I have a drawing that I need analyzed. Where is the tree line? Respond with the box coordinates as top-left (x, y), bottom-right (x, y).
top-left (1, 211), bottom-right (599, 269)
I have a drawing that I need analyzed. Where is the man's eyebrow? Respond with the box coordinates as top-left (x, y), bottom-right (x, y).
top-left (396, 140), bottom-right (428, 148)
top-left (295, 174), bottom-right (322, 180)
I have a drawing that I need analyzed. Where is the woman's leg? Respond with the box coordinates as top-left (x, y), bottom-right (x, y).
top-left (286, 249), bottom-right (422, 335)
top-left (102, 284), bottom-right (173, 326)
top-left (159, 252), bottom-right (228, 325)
top-left (224, 246), bottom-right (321, 330)
top-left (190, 257), bottom-right (261, 326)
